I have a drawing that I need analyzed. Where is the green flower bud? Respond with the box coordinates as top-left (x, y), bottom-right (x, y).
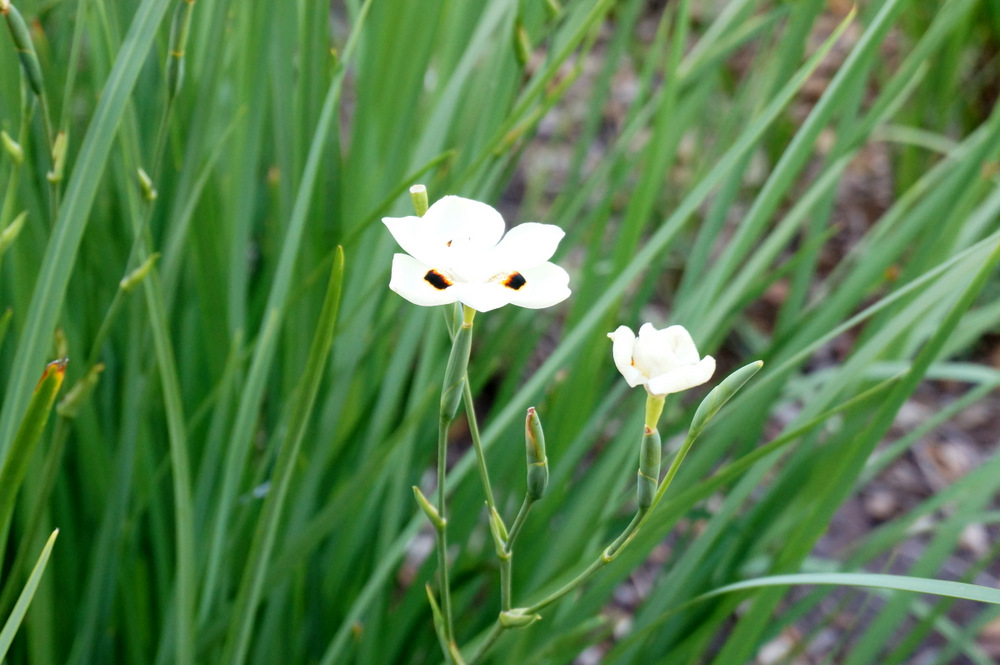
top-left (137, 167), bottom-right (157, 201)
top-left (409, 184), bottom-right (428, 217)
top-left (165, 0), bottom-right (195, 101)
top-left (0, 210), bottom-right (27, 255)
top-left (119, 253), bottom-right (161, 292)
top-left (46, 130), bottom-right (67, 183)
top-left (637, 427), bottom-right (661, 510)
top-left (689, 360), bottom-right (763, 437)
top-left (1, 130), bottom-right (23, 164)
top-left (525, 407), bottom-right (548, 501)
top-left (3, 4), bottom-right (44, 97)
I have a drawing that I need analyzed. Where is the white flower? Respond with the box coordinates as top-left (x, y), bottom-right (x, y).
top-left (383, 195), bottom-right (571, 313)
top-left (607, 323), bottom-right (715, 396)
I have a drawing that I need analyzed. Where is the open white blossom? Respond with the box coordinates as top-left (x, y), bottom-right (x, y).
top-left (383, 195), bottom-right (571, 312)
top-left (608, 323), bottom-right (715, 396)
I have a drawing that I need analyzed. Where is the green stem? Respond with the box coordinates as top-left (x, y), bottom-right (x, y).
top-left (467, 623), bottom-right (504, 665)
top-left (436, 417), bottom-right (455, 644)
top-left (462, 379), bottom-right (495, 510)
top-left (505, 497), bottom-right (533, 552)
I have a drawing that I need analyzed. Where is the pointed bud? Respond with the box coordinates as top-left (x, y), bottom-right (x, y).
top-left (0, 210), bottom-right (27, 255)
top-left (689, 360), bottom-right (763, 437)
top-left (412, 486), bottom-right (445, 531)
top-left (544, 0), bottom-right (562, 19)
top-left (3, 4), bottom-right (44, 97)
top-left (119, 253), bottom-right (161, 292)
top-left (165, 0), bottom-right (196, 100)
top-left (137, 167), bottom-right (157, 201)
top-left (525, 407), bottom-right (548, 501)
top-left (46, 130), bottom-right (67, 183)
top-left (409, 184), bottom-right (429, 217)
top-left (1, 130), bottom-right (23, 164)
top-left (56, 363), bottom-right (104, 419)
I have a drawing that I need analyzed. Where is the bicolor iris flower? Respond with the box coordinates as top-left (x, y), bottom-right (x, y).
top-left (383, 195), bottom-right (571, 313)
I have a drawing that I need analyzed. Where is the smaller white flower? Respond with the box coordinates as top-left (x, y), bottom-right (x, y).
top-left (607, 323), bottom-right (715, 396)
top-left (383, 195), bottom-right (571, 312)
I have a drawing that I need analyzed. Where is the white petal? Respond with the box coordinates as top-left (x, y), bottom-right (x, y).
top-left (382, 196), bottom-right (506, 269)
top-left (449, 282), bottom-right (514, 313)
top-left (505, 263), bottom-right (571, 309)
top-left (607, 325), bottom-right (647, 387)
top-left (662, 325), bottom-right (701, 365)
top-left (489, 223), bottom-right (566, 271)
top-left (646, 356), bottom-right (716, 396)
top-left (388, 254), bottom-right (459, 308)
top-left (423, 196), bottom-right (506, 256)
top-left (382, 215), bottom-right (448, 268)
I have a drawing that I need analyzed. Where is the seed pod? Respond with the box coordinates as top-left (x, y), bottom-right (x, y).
top-left (46, 130), bottom-right (67, 183)
top-left (3, 4), bottom-right (44, 97)
top-left (137, 167), bottom-right (157, 201)
top-left (636, 427), bottom-right (661, 510)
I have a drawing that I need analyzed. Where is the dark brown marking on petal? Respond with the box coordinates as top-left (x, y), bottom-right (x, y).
top-left (446, 240), bottom-right (453, 247)
top-left (424, 270), bottom-right (453, 290)
top-left (503, 272), bottom-right (526, 290)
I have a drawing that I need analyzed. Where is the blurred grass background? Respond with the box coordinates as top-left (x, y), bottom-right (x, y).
top-left (1, 0), bottom-right (1000, 663)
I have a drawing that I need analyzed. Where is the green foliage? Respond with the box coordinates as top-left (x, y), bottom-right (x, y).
top-left (0, 0), bottom-right (998, 663)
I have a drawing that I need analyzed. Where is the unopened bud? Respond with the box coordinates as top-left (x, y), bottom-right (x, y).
top-left (0, 210), bottom-right (27, 255)
top-left (46, 130), bottom-right (67, 183)
top-left (525, 407), bottom-right (548, 501)
top-left (165, 0), bottom-right (195, 100)
top-left (544, 0), bottom-right (562, 19)
top-left (137, 167), bottom-right (157, 201)
top-left (1, 130), bottom-right (23, 164)
top-left (409, 184), bottom-right (428, 217)
top-left (4, 4), bottom-right (44, 97)
top-left (439, 322), bottom-right (472, 422)
top-left (119, 253), bottom-right (161, 292)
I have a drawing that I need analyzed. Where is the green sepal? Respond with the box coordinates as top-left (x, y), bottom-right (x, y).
top-left (0, 359), bottom-right (66, 531)
top-left (412, 486), bottom-right (445, 531)
top-left (3, 4), bottom-right (44, 97)
top-left (689, 360), bottom-right (763, 437)
top-left (499, 608), bottom-right (542, 628)
top-left (525, 407), bottom-right (548, 500)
